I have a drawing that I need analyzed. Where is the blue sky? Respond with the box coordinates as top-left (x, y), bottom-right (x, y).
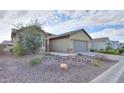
top-left (0, 10), bottom-right (124, 43)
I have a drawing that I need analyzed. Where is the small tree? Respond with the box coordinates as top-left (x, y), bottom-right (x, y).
top-left (13, 19), bottom-right (46, 55)
top-left (17, 26), bottom-right (44, 54)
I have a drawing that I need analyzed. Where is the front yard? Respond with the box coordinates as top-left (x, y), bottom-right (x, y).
top-left (0, 53), bottom-right (116, 83)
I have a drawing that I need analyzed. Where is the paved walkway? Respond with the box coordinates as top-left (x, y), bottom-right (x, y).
top-left (49, 52), bottom-right (77, 56)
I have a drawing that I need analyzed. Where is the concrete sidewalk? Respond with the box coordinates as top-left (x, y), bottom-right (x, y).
top-left (90, 60), bottom-right (124, 83)
top-left (80, 52), bottom-right (124, 83)
top-left (117, 71), bottom-right (124, 83)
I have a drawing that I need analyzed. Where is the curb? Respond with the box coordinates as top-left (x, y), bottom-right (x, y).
top-left (90, 60), bottom-right (124, 83)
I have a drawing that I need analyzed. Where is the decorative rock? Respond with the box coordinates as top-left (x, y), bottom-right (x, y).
top-left (60, 63), bottom-right (68, 70)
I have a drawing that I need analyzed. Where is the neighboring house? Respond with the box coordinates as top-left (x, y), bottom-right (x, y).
top-left (49, 29), bottom-right (92, 53)
top-left (91, 37), bottom-right (110, 50)
top-left (0, 44), bottom-right (4, 54)
top-left (11, 26), bottom-right (51, 52)
top-left (109, 41), bottom-right (120, 49)
top-left (1, 40), bottom-right (12, 52)
top-left (119, 43), bottom-right (124, 48)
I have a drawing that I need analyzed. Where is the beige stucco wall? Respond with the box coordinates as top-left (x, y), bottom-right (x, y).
top-left (70, 31), bottom-right (91, 41)
top-left (49, 37), bottom-right (70, 53)
top-left (87, 41), bottom-right (92, 51)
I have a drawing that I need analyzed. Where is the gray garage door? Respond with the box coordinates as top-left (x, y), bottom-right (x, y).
top-left (73, 40), bottom-right (87, 52)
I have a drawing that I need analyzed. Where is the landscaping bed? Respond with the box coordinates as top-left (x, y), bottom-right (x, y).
top-left (90, 48), bottom-right (124, 55)
top-left (0, 54), bottom-right (116, 83)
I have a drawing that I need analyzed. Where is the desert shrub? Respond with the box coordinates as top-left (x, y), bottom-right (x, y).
top-left (90, 48), bottom-right (97, 52)
top-left (91, 54), bottom-right (105, 68)
top-left (29, 57), bottom-right (42, 65)
top-left (91, 57), bottom-right (101, 68)
top-left (12, 44), bottom-right (23, 57)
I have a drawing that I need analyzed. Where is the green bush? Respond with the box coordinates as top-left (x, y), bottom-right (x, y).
top-left (10, 48), bottom-right (13, 52)
top-left (98, 49), bottom-right (120, 55)
top-left (105, 47), bottom-right (112, 50)
top-left (90, 48), bottom-right (97, 52)
top-left (12, 44), bottom-right (23, 57)
top-left (107, 49), bottom-right (120, 55)
top-left (29, 57), bottom-right (42, 65)
top-left (118, 48), bottom-right (124, 54)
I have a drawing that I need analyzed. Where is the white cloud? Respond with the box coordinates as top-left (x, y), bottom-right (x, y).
top-left (1, 10), bottom-right (124, 43)
top-left (90, 28), bottom-right (124, 38)
top-left (90, 28), bottom-right (124, 42)
top-left (77, 11), bottom-right (124, 25)
top-left (0, 10), bottom-right (54, 43)
top-left (43, 18), bottom-right (87, 34)
top-left (44, 10), bottom-right (124, 34)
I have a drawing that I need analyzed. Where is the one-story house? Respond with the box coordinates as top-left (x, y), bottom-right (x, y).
top-left (109, 41), bottom-right (120, 49)
top-left (11, 28), bottom-right (92, 53)
top-left (91, 37), bottom-right (110, 50)
top-left (1, 40), bottom-right (12, 52)
top-left (49, 29), bottom-right (92, 53)
top-left (119, 43), bottom-right (124, 48)
top-left (1, 40), bottom-right (12, 46)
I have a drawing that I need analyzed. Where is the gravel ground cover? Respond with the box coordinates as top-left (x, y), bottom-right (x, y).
top-left (0, 54), bottom-right (116, 83)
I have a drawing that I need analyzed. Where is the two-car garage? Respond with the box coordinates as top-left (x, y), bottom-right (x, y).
top-left (73, 40), bottom-right (87, 52)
